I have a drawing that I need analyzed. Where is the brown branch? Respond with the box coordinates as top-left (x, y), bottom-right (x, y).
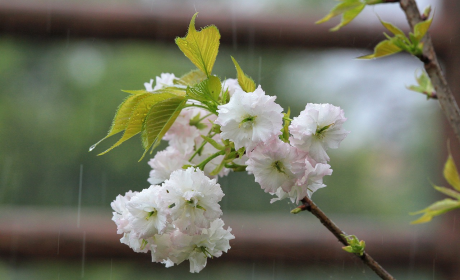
top-left (300, 196), bottom-right (396, 280)
top-left (399, 0), bottom-right (460, 144)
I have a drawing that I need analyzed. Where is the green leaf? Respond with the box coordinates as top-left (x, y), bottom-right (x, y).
top-left (186, 75), bottom-right (221, 104)
top-left (422, 5), bottom-right (432, 19)
top-left (330, 4), bottom-right (366, 32)
top-left (140, 96), bottom-right (186, 159)
top-left (434, 186), bottom-right (460, 200)
top-left (98, 93), bottom-right (178, 155)
top-left (175, 13), bottom-right (220, 76)
top-left (90, 93), bottom-right (152, 152)
top-left (122, 90), bottom-right (151, 95)
top-left (231, 56), bottom-right (256, 92)
top-left (413, 17), bottom-right (433, 41)
top-left (207, 75), bottom-right (222, 101)
top-left (364, 0), bottom-right (384, 4)
top-left (176, 69), bottom-right (207, 86)
top-left (316, 0), bottom-right (362, 25)
top-left (410, 199), bottom-right (460, 224)
top-left (408, 33), bottom-right (420, 48)
top-left (281, 108), bottom-right (291, 143)
top-left (380, 19), bottom-right (405, 37)
top-left (444, 151), bottom-right (460, 191)
top-left (189, 113), bottom-right (208, 130)
top-left (406, 70), bottom-right (435, 98)
top-left (341, 234), bottom-right (365, 256)
top-left (357, 39), bottom-right (402, 59)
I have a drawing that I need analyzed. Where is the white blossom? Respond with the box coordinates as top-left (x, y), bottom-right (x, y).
top-left (150, 233), bottom-right (175, 265)
top-left (222, 78), bottom-right (241, 96)
top-left (148, 146), bottom-right (190, 185)
top-left (163, 167), bottom-right (224, 234)
top-left (111, 190), bottom-right (137, 234)
top-left (144, 73), bottom-right (176, 92)
top-left (215, 86), bottom-right (283, 151)
top-left (127, 185), bottom-right (169, 239)
top-left (301, 158), bottom-right (333, 198)
top-left (246, 136), bottom-right (304, 193)
top-left (171, 219), bottom-right (234, 273)
top-left (120, 232), bottom-right (150, 253)
top-left (163, 107), bottom-right (214, 154)
top-left (271, 158), bottom-right (332, 204)
top-left (289, 103), bottom-right (349, 163)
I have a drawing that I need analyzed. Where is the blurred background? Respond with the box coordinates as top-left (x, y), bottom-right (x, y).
top-left (1, 0), bottom-right (460, 279)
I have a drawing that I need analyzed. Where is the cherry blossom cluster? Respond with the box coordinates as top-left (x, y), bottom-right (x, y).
top-left (111, 73), bottom-right (349, 273)
top-left (246, 102), bottom-right (350, 204)
top-left (111, 167), bottom-right (234, 273)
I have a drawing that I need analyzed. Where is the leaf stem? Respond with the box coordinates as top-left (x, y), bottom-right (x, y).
top-left (298, 196), bottom-right (396, 280)
top-left (198, 113), bottom-right (213, 123)
top-left (195, 150), bottom-right (226, 170)
top-left (184, 103), bottom-right (214, 112)
top-left (188, 131), bottom-right (216, 162)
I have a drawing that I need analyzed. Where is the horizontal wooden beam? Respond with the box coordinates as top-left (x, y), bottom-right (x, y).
top-left (0, 2), bottom-right (453, 56)
top-left (0, 207), bottom-right (457, 277)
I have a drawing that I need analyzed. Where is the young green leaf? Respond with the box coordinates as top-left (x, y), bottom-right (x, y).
top-left (122, 90), bottom-right (151, 95)
top-left (140, 96), bottom-right (186, 159)
top-left (410, 199), bottom-right (460, 224)
top-left (90, 93), bottom-right (152, 152)
top-left (357, 39), bottom-right (402, 59)
top-left (422, 5), bottom-right (432, 19)
top-left (207, 75), bottom-right (222, 101)
top-left (281, 108), bottom-right (291, 143)
top-left (189, 113), bottom-right (208, 130)
top-left (186, 75), bottom-right (221, 104)
top-left (380, 19), bottom-right (405, 37)
top-left (231, 56), bottom-right (256, 92)
top-left (176, 69), bottom-right (207, 86)
top-left (341, 234), bottom-right (365, 256)
top-left (413, 17), bottom-right (433, 41)
top-left (315, 0), bottom-right (362, 25)
top-left (97, 92), bottom-right (178, 155)
top-left (329, 4), bottom-right (365, 32)
top-left (175, 13), bottom-right (220, 76)
top-left (406, 70), bottom-right (436, 99)
top-left (444, 151), bottom-right (460, 191)
top-left (434, 186), bottom-right (460, 200)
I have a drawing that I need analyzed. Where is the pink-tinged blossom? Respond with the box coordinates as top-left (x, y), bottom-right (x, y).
top-left (289, 103), bottom-right (349, 163)
top-left (271, 158), bottom-right (333, 204)
top-left (163, 168), bottom-right (224, 234)
top-left (246, 137), bottom-right (305, 193)
top-left (111, 190), bottom-right (137, 234)
top-left (150, 233), bottom-right (175, 265)
top-left (215, 86), bottom-right (283, 151)
top-left (144, 73), bottom-right (177, 92)
top-left (163, 107), bottom-right (215, 154)
top-left (120, 232), bottom-right (150, 253)
top-left (127, 185), bottom-right (170, 239)
top-left (148, 146), bottom-right (190, 185)
top-left (221, 78), bottom-right (241, 96)
top-left (171, 219), bottom-right (234, 273)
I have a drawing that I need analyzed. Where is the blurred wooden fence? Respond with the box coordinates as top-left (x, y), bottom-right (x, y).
top-left (0, 207), bottom-right (458, 278)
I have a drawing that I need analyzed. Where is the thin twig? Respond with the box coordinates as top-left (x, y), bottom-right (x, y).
top-left (399, 0), bottom-right (460, 144)
top-left (300, 196), bottom-right (396, 280)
